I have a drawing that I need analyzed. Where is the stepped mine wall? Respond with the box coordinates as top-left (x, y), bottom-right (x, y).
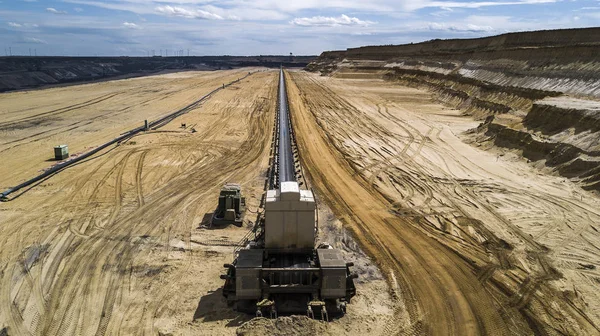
top-left (306, 27), bottom-right (600, 192)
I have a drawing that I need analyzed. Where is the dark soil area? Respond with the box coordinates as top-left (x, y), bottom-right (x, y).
top-left (0, 55), bottom-right (315, 92)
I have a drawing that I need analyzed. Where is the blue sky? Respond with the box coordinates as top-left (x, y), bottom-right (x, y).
top-left (1, 0), bottom-right (598, 56)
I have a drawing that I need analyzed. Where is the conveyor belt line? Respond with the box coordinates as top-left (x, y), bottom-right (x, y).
top-left (277, 68), bottom-right (296, 183)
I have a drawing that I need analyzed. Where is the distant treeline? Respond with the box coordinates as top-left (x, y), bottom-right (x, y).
top-left (0, 55), bottom-right (316, 92)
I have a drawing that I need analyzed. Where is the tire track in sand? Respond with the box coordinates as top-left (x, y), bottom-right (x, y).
top-left (135, 150), bottom-right (148, 207)
top-left (287, 71), bottom-right (514, 335)
top-left (289, 72), bottom-right (600, 335)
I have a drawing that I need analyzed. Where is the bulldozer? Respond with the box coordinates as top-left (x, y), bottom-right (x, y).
top-left (211, 183), bottom-right (246, 226)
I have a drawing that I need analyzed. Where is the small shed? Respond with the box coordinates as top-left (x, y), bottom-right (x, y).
top-left (54, 145), bottom-right (69, 160)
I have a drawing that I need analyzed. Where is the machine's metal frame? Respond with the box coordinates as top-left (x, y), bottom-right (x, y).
top-left (221, 68), bottom-right (356, 320)
top-left (211, 183), bottom-right (246, 226)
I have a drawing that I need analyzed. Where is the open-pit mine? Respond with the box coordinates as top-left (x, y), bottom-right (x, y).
top-left (1, 27), bottom-right (600, 336)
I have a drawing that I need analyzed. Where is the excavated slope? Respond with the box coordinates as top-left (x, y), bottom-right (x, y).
top-left (307, 27), bottom-right (600, 192)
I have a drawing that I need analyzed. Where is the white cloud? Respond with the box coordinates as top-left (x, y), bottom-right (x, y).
top-left (155, 5), bottom-right (222, 20)
top-left (23, 37), bottom-right (47, 44)
top-left (291, 14), bottom-right (375, 27)
top-left (61, 0), bottom-right (392, 16)
top-left (46, 8), bottom-right (68, 14)
top-left (62, 1), bottom-right (282, 20)
top-left (199, 5), bottom-right (288, 21)
top-left (123, 22), bottom-right (140, 29)
top-left (62, 0), bottom-right (156, 15)
top-left (2, 0), bottom-right (592, 56)
top-left (414, 0), bottom-right (560, 10)
top-left (427, 22), bottom-right (494, 32)
top-left (59, 0), bottom-right (561, 21)
top-left (74, 7), bottom-right (84, 12)
top-left (7, 22), bottom-right (39, 29)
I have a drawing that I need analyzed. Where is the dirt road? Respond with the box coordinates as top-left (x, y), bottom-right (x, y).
top-left (286, 71), bottom-right (600, 335)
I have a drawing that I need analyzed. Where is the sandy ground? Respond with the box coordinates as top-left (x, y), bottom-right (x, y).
top-left (0, 69), bottom-right (388, 336)
top-left (0, 69), bottom-right (250, 190)
top-left (286, 71), bottom-right (600, 335)
top-left (0, 68), bottom-right (275, 336)
top-left (2, 67), bottom-right (600, 335)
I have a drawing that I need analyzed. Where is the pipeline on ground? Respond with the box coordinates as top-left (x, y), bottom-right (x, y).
top-left (0, 72), bottom-right (255, 201)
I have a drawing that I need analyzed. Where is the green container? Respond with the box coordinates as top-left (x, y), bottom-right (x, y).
top-left (54, 145), bottom-right (69, 160)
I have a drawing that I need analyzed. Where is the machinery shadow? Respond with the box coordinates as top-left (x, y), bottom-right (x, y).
top-left (198, 212), bottom-right (244, 229)
top-left (193, 288), bottom-right (252, 327)
top-left (197, 212), bottom-right (214, 228)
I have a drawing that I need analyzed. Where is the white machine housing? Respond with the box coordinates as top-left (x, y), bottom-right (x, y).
top-left (265, 181), bottom-right (316, 249)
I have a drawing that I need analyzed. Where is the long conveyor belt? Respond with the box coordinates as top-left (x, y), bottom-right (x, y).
top-left (277, 68), bottom-right (296, 183)
top-left (222, 68), bottom-right (356, 319)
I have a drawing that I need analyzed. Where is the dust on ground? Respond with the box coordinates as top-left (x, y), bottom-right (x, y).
top-left (236, 316), bottom-right (326, 336)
